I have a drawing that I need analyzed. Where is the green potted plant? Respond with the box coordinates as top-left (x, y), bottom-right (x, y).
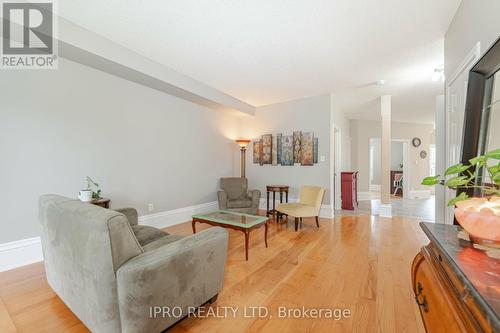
top-left (422, 148), bottom-right (500, 247)
top-left (86, 176), bottom-right (102, 200)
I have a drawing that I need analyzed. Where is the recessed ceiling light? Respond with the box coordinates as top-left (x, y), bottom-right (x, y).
top-left (377, 80), bottom-right (386, 85)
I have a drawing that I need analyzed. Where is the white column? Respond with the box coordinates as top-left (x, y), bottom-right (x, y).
top-left (380, 95), bottom-right (392, 217)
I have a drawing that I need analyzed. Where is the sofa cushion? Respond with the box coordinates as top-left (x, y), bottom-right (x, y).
top-left (276, 203), bottom-right (318, 217)
top-left (131, 225), bottom-right (168, 247)
top-left (142, 234), bottom-right (185, 252)
top-left (227, 199), bottom-right (252, 208)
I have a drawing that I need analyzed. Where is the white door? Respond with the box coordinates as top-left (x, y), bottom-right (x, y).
top-left (445, 43), bottom-right (480, 224)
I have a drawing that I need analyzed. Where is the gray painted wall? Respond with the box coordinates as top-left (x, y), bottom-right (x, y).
top-left (239, 95), bottom-right (332, 204)
top-left (0, 59), bottom-right (240, 243)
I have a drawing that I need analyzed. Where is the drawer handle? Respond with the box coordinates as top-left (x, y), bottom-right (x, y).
top-left (416, 295), bottom-right (429, 313)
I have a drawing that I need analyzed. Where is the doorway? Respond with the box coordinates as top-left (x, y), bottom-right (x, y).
top-left (369, 138), bottom-right (410, 199)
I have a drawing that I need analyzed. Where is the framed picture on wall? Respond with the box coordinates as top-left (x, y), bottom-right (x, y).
top-left (281, 135), bottom-right (294, 166)
top-left (272, 135), bottom-right (278, 165)
top-left (261, 134), bottom-right (272, 165)
top-left (277, 133), bottom-right (283, 165)
top-left (301, 132), bottom-right (314, 166)
top-left (253, 140), bottom-right (261, 164)
top-left (293, 131), bottom-right (301, 163)
top-left (313, 137), bottom-right (319, 164)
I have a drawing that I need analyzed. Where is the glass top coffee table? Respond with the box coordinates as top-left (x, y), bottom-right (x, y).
top-left (192, 210), bottom-right (269, 260)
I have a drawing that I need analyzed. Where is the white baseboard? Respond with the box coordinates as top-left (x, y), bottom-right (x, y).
top-left (0, 201), bottom-right (219, 273)
top-left (139, 201), bottom-right (218, 229)
top-left (379, 204), bottom-right (392, 217)
top-left (0, 237), bottom-right (43, 272)
top-left (259, 198), bottom-right (333, 218)
top-left (409, 190), bottom-right (431, 199)
top-left (369, 184), bottom-right (381, 192)
top-left (357, 192), bottom-right (371, 201)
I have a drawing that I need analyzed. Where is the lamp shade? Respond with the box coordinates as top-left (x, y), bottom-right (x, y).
top-left (235, 139), bottom-right (251, 148)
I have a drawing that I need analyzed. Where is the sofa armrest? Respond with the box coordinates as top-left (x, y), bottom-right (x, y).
top-left (116, 227), bottom-right (228, 333)
top-left (248, 189), bottom-right (261, 209)
top-left (217, 190), bottom-right (228, 210)
top-left (114, 207), bottom-right (138, 226)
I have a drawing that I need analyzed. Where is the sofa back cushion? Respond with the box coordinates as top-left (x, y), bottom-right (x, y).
top-left (39, 194), bottom-right (142, 332)
top-left (220, 177), bottom-right (248, 200)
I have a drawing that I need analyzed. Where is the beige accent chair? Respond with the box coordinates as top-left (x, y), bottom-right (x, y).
top-left (217, 177), bottom-right (261, 215)
top-left (276, 186), bottom-right (325, 231)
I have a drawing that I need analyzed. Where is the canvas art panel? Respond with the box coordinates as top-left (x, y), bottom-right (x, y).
top-left (271, 135), bottom-right (278, 165)
top-left (301, 132), bottom-right (314, 166)
top-left (313, 137), bottom-right (319, 164)
top-left (281, 135), bottom-right (294, 166)
top-left (261, 134), bottom-right (272, 165)
top-left (293, 131), bottom-right (301, 163)
top-left (253, 140), bottom-right (261, 164)
top-left (277, 133), bottom-right (283, 165)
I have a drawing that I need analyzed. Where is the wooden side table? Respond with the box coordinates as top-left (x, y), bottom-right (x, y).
top-left (90, 198), bottom-right (110, 209)
top-left (266, 185), bottom-right (289, 217)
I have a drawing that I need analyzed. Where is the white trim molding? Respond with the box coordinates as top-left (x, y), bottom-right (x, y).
top-left (378, 204), bottom-right (392, 218)
top-left (409, 190), bottom-right (432, 199)
top-left (139, 201), bottom-right (218, 229)
top-left (0, 200), bottom-right (219, 272)
top-left (0, 237), bottom-right (43, 272)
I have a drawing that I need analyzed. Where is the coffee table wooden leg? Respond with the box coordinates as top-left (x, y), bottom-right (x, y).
top-left (244, 230), bottom-right (249, 261)
top-left (192, 220), bottom-right (196, 234)
top-left (264, 222), bottom-right (268, 248)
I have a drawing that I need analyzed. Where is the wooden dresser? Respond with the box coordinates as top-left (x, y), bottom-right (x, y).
top-left (412, 223), bottom-right (500, 332)
top-left (341, 171), bottom-right (358, 210)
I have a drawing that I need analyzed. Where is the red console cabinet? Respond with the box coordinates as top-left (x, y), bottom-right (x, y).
top-left (341, 171), bottom-right (358, 210)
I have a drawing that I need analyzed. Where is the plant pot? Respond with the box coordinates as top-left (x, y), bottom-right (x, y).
top-left (454, 197), bottom-right (500, 248)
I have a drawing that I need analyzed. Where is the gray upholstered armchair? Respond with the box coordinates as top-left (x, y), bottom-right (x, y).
top-left (39, 195), bottom-right (228, 333)
top-left (217, 177), bottom-right (261, 215)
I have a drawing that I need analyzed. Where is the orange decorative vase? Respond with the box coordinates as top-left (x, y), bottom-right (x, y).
top-left (454, 197), bottom-right (500, 248)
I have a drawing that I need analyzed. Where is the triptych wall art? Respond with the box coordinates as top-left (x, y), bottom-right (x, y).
top-left (252, 132), bottom-right (318, 166)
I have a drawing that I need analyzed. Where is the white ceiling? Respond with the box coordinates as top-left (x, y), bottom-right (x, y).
top-left (58, 0), bottom-right (461, 123)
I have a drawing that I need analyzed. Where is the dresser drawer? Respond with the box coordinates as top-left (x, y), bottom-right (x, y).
top-left (413, 253), bottom-right (467, 332)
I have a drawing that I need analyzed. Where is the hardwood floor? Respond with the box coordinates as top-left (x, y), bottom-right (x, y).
top-left (0, 214), bottom-right (428, 332)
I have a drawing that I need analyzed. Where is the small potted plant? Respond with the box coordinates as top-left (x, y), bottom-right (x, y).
top-left (422, 149), bottom-right (500, 247)
top-left (86, 176), bottom-right (102, 200)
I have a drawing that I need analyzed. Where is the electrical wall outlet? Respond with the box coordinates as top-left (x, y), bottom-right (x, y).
top-left (320, 155), bottom-right (326, 162)
top-left (148, 203), bottom-right (154, 212)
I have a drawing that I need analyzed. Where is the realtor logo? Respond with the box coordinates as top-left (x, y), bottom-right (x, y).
top-left (1, 0), bottom-right (58, 69)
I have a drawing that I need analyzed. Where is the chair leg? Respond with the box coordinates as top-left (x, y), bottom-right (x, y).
top-left (315, 216), bottom-right (319, 228)
top-left (299, 217), bottom-right (303, 229)
top-left (294, 217), bottom-right (299, 231)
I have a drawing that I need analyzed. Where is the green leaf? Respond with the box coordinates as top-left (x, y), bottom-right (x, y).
top-left (469, 155), bottom-right (487, 167)
top-left (488, 164), bottom-right (500, 174)
top-left (493, 172), bottom-right (500, 184)
top-left (447, 192), bottom-right (469, 206)
top-left (445, 163), bottom-right (471, 176)
top-left (444, 176), bottom-right (469, 188)
top-left (485, 188), bottom-right (500, 196)
top-left (421, 176), bottom-right (440, 186)
top-left (485, 148), bottom-right (500, 160)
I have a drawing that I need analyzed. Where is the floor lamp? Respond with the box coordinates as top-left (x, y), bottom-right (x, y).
top-left (235, 139), bottom-right (251, 178)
